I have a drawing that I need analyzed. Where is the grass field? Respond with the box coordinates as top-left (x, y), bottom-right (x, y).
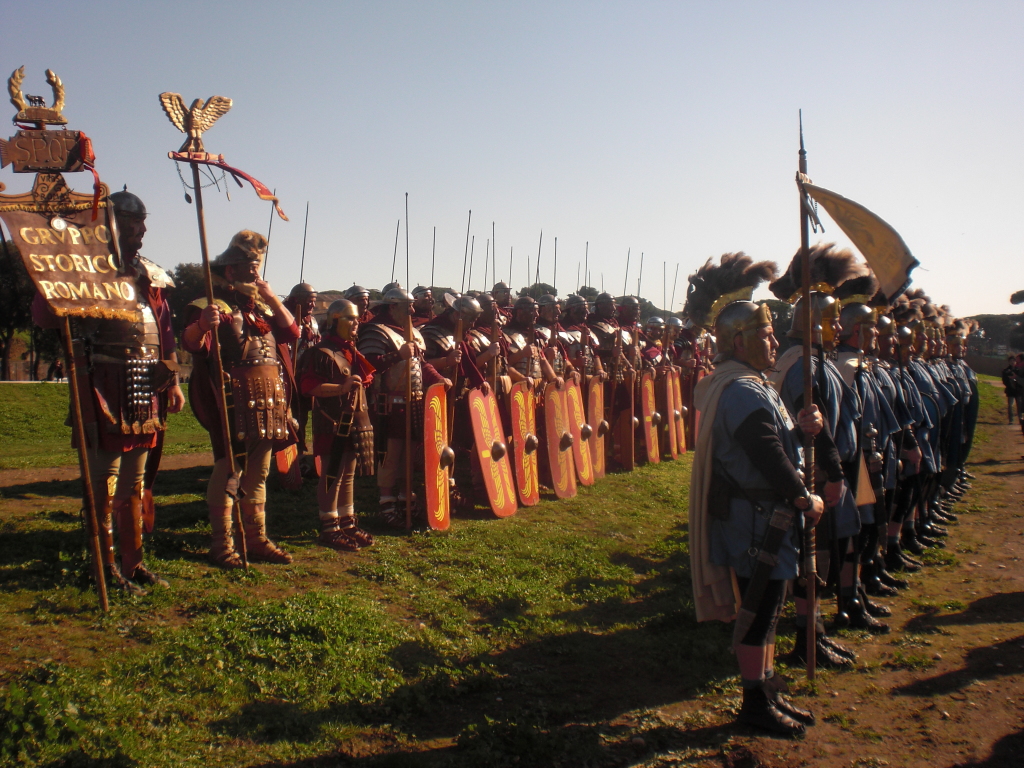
top-left (0, 383), bottom-right (209, 470)
top-left (0, 375), bottom-right (1008, 767)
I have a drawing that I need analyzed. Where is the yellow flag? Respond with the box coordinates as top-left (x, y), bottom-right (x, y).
top-left (802, 182), bottom-right (918, 301)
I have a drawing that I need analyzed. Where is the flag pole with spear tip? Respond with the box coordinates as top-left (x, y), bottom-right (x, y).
top-left (797, 109), bottom-right (817, 680)
top-left (161, 89), bottom-right (290, 570)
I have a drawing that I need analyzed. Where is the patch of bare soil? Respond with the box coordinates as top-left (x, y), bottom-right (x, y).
top-left (650, 390), bottom-right (1024, 768)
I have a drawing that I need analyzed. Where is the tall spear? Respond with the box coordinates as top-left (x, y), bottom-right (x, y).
top-left (299, 201), bottom-right (309, 282)
top-left (622, 249), bottom-right (630, 296)
top-left (484, 238), bottom-right (490, 291)
top-left (584, 241), bottom-right (589, 290)
top-left (189, 159), bottom-right (248, 569)
top-left (261, 188), bottom-right (276, 279)
top-left (798, 109), bottom-right (817, 679)
top-left (553, 236), bottom-right (557, 293)
top-left (390, 218), bottom-right (400, 283)
top-left (404, 192), bottom-right (410, 288)
top-left (663, 261), bottom-right (667, 312)
top-left (637, 251), bottom-right (644, 297)
top-left (431, 226), bottom-right (436, 288)
top-left (461, 210), bottom-right (472, 293)
top-left (467, 235), bottom-right (476, 291)
top-left (670, 263), bottom-right (680, 312)
top-left (535, 230), bottom-right (543, 286)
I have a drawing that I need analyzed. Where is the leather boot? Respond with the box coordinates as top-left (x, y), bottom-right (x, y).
top-left (114, 494), bottom-right (144, 579)
top-left (241, 502), bottom-right (293, 564)
top-left (737, 686), bottom-right (806, 736)
top-left (318, 511), bottom-right (359, 551)
top-left (99, 497), bottom-right (144, 594)
top-left (901, 529), bottom-right (925, 556)
top-left (859, 586), bottom-right (892, 617)
top-left (878, 568), bottom-right (908, 590)
top-left (790, 625), bottom-right (854, 669)
top-left (861, 561), bottom-right (898, 597)
top-left (764, 675), bottom-right (815, 726)
top-left (339, 511), bottom-right (374, 548)
top-left (209, 504), bottom-right (244, 569)
top-left (846, 595), bottom-right (890, 634)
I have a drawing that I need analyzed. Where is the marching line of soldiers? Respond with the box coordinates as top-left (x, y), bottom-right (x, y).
top-left (686, 249), bottom-right (979, 736)
top-left (52, 195), bottom-right (712, 587)
top-left (42, 192), bottom-right (980, 738)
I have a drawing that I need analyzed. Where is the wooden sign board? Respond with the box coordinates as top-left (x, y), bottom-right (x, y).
top-left (0, 202), bottom-right (138, 321)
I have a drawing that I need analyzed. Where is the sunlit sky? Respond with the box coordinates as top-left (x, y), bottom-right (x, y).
top-left (3, 1), bottom-right (1021, 316)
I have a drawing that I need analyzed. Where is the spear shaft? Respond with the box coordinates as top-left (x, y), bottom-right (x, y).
top-left (535, 230), bottom-right (542, 286)
top-left (431, 226), bottom-right (436, 288)
top-left (637, 251), bottom-right (644, 297)
top-left (553, 237), bottom-right (557, 293)
top-left (191, 162), bottom-right (247, 569)
top-left (404, 192), bottom-right (409, 288)
top-left (467, 235), bottom-right (475, 291)
top-left (670, 263), bottom-right (679, 312)
top-left (391, 219), bottom-right (400, 283)
top-left (461, 210), bottom-right (472, 293)
top-left (299, 201), bottom-right (309, 282)
top-left (622, 249), bottom-right (630, 296)
top-left (798, 109), bottom-right (817, 681)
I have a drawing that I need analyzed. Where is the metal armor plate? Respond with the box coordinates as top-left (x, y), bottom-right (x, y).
top-left (469, 387), bottom-right (518, 518)
top-left (230, 364), bottom-right (288, 442)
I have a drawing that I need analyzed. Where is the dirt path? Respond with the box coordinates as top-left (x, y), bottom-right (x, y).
top-left (638, 384), bottom-right (1024, 768)
top-left (0, 451), bottom-right (213, 489)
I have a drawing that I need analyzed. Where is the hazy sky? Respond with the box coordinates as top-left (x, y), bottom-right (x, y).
top-left (2, 1), bottom-right (1021, 316)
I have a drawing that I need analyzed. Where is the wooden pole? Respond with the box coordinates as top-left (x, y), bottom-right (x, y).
top-left (637, 252), bottom-right (644, 298)
top-left (467, 235), bottom-right (475, 292)
top-left (299, 201), bottom-right (309, 282)
top-left (404, 312), bottom-right (414, 529)
top-left (61, 316), bottom-right (108, 612)
top-left (431, 226), bottom-right (436, 288)
top-left (461, 210), bottom-right (472, 293)
top-left (670, 263), bottom-right (680, 313)
top-left (191, 162), bottom-right (247, 569)
top-left (484, 238), bottom-right (490, 292)
top-left (553, 237), bottom-right (557, 293)
top-left (798, 110), bottom-right (816, 680)
top-left (622, 249), bottom-right (630, 297)
top-left (535, 230), bottom-right (543, 286)
top-left (404, 193), bottom-right (410, 288)
top-left (391, 219), bottom-right (400, 283)
top-left (584, 242), bottom-right (589, 290)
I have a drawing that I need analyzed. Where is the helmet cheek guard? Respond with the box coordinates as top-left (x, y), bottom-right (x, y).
top-left (713, 301), bottom-right (773, 370)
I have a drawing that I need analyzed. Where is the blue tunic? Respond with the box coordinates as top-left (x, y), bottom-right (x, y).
top-left (709, 376), bottom-right (804, 580)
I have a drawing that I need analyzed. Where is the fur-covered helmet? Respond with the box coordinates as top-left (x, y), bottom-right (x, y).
top-left (213, 230), bottom-right (268, 269)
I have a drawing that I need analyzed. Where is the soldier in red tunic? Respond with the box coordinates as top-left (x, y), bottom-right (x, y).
top-left (32, 190), bottom-right (184, 594)
top-left (298, 299), bottom-right (376, 550)
top-left (181, 230), bottom-right (299, 567)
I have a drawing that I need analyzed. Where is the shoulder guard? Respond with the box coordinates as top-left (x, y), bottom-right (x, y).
top-left (188, 297), bottom-right (233, 314)
top-left (136, 256), bottom-right (175, 289)
top-left (421, 324), bottom-right (455, 355)
top-left (536, 326), bottom-right (553, 343)
top-left (506, 330), bottom-right (529, 352)
top-left (357, 323), bottom-right (401, 357)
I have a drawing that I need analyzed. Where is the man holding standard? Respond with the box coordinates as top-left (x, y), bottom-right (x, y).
top-left (690, 298), bottom-right (824, 736)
